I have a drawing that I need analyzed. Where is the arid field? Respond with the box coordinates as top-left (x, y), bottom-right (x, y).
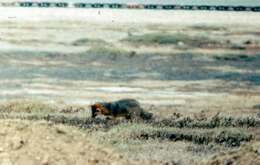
top-left (0, 7), bottom-right (259, 165)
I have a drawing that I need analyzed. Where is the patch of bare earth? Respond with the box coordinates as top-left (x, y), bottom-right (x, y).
top-left (0, 119), bottom-right (162, 165)
top-left (206, 142), bottom-right (260, 165)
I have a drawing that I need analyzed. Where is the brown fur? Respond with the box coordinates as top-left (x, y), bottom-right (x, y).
top-left (92, 103), bottom-right (110, 116)
top-left (91, 99), bottom-right (153, 120)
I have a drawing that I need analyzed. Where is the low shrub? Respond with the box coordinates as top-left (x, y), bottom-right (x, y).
top-left (72, 38), bottom-right (108, 46)
top-left (214, 130), bottom-right (252, 147)
top-left (155, 114), bottom-right (260, 128)
top-left (123, 32), bottom-right (220, 48)
top-left (99, 124), bottom-right (252, 147)
top-left (213, 54), bottom-right (257, 62)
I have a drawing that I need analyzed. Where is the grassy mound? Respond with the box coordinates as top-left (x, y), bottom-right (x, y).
top-left (155, 114), bottom-right (260, 128)
top-left (95, 124), bottom-right (252, 147)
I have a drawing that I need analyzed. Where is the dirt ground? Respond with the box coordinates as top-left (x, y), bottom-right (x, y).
top-left (0, 119), bottom-right (164, 165)
top-left (0, 7), bottom-right (259, 165)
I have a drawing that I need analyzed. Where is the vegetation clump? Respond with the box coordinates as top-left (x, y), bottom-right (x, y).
top-left (96, 124), bottom-right (252, 147)
top-left (123, 32), bottom-right (220, 48)
top-left (0, 99), bottom-right (56, 113)
top-left (213, 54), bottom-right (258, 62)
top-left (85, 45), bottom-right (132, 58)
top-left (214, 130), bottom-right (252, 147)
top-left (72, 38), bottom-right (108, 46)
top-left (156, 113), bottom-right (260, 128)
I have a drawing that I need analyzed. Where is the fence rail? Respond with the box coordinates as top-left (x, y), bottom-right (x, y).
top-left (0, 1), bottom-right (259, 12)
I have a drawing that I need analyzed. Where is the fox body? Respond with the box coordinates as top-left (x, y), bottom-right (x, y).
top-left (91, 99), bottom-right (152, 120)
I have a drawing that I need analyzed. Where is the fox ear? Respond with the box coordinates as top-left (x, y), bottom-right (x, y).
top-left (95, 103), bottom-right (104, 109)
top-left (91, 103), bottom-right (101, 109)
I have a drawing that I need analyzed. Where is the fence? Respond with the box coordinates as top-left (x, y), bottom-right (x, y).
top-left (0, 1), bottom-right (259, 12)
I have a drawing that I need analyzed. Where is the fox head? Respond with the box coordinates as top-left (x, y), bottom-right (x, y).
top-left (91, 103), bottom-right (109, 118)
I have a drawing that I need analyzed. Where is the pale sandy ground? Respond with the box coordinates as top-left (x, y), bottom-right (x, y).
top-left (0, 119), bottom-right (162, 165)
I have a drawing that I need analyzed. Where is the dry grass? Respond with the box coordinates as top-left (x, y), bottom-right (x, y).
top-left (0, 100), bottom-right (255, 150)
top-left (155, 113), bottom-right (260, 128)
top-left (0, 99), bottom-right (56, 114)
top-left (94, 123), bottom-right (252, 146)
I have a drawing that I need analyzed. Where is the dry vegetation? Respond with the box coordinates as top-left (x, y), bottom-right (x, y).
top-left (0, 99), bottom-right (259, 164)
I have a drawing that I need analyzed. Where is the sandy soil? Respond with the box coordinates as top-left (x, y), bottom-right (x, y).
top-left (206, 142), bottom-right (260, 165)
top-left (0, 119), bottom-right (161, 165)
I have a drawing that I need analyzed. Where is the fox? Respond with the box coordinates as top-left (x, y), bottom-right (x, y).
top-left (91, 99), bottom-right (153, 120)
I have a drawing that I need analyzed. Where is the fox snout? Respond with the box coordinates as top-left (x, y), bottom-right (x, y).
top-left (91, 103), bottom-right (110, 118)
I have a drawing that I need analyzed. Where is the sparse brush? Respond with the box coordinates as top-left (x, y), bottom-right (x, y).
top-left (58, 105), bottom-right (85, 113)
top-left (0, 99), bottom-right (56, 113)
top-left (0, 99), bottom-right (256, 148)
top-left (213, 54), bottom-right (258, 62)
top-left (0, 112), bottom-right (127, 130)
top-left (189, 25), bottom-right (226, 31)
top-left (95, 124), bottom-right (252, 147)
top-left (154, 114), bottom-right (260, 129)
top-left (122, 32), bottom-right (220, 47)
top-left (214, 130), bottom-right (252, 147)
